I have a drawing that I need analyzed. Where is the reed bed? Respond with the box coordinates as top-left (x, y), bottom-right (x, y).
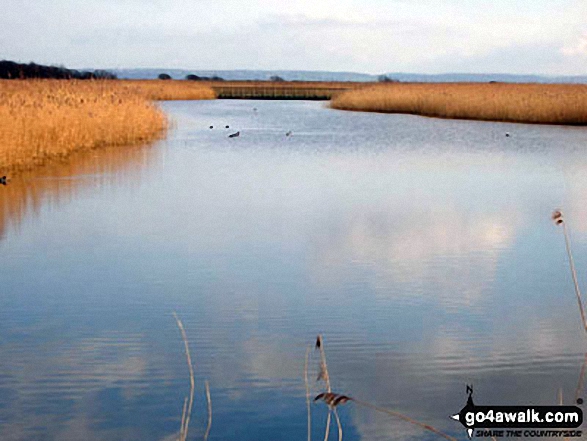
top-left (330, 83), bottom-right (587, 125)
top-left (0, 80), bottom-right (215, 175)
top-left (123, 80), bottom-right (217, 101)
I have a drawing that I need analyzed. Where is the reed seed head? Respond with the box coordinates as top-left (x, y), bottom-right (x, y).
top-left (314, 392), bottom-right (351, 407)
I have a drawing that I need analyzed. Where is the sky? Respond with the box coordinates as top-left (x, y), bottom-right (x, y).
top-left (1, 0), bottom-right (587, 75)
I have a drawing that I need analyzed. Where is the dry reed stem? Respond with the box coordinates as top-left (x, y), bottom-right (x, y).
top-left (313, 336), bottom-right (455, 441)
top-left (316, 335), bottom-right (335, 441)
top-left (333, 407), bottom-right (343, 441)
top-left (562, 221), bottom-right (587, 332)
top-left (575, 354), bottom-right (587, 403)
top-left (316, 335), bottom-right (332, 393)
top-left (204, 380), bottom-right (212, 441)
top-left (173, 312), bottom-right (195, 441)
top-left (558, 390), bottom-right (570, 441)
top-left (331, 83), bottom-right (587, 125)
top-left (305, 345), bottom-right (312, 441)
top-left (350, 398), bottom-right (457, 441)
top-left (323, 411), bottom-right (332, 441)
top-left (180, 397), bottom-right (188, 440)
top-left (553, 211), bottom-right (587, 333)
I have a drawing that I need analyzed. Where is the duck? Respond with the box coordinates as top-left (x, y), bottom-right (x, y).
top-left (285, 131), bottom-right (292, 137)
top-left (228, 131), bottom-right (240, 138)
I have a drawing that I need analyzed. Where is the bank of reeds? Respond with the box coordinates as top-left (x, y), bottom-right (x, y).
top-left (330, 83), bottom-right (587, 125)
top-left (0, 80), bottom-right (215, 175)
top-left (123, 80), bottom-right (217, 101)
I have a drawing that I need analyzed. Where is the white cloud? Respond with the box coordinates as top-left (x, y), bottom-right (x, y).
top-left (1, 0), bottom-right (587, 76)
top-left (562, 33), bottom-right (587, 56)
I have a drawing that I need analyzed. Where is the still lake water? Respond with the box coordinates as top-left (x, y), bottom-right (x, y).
top-left (2, 100), bottom-right (587, 440)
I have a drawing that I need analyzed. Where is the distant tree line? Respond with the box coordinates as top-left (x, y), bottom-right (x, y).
top-left (0, 60), bottom-right (117, 80)
top-left (182, 74), bottom-right (224, 81)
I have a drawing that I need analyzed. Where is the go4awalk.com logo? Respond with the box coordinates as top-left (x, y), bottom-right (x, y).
top-left (450, 386), bottom-right (583, 438)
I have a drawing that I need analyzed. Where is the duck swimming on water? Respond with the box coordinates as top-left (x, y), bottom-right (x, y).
top-left (228, 131), bottom-right (240, 138)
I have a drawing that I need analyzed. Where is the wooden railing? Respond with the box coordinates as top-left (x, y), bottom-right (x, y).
top-left (201, 81), bottom-right (369, 100)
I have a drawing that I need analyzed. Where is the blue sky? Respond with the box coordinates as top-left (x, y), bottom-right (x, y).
top-left (1, 0), bottom-right (586, 74)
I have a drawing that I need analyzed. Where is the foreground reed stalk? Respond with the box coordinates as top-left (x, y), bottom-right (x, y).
top-left (311, 335), bottom-right (456, 441)
top-left (575, 354), bottom-right (587, 403)
top-left (350, 398), bottom-right (457, 441)
top-left (315, 335), bottom-right (339, 441)
top-left (552, 211), bottom-right (587, 333)
top-left (331, 83), bottom-right (587, 125)
top-left (204, 380), bottom-right (212, 441)
top-left (173, 313), bottom-right (196, 441)
top-left (305, 345), bottom-right (312, 441)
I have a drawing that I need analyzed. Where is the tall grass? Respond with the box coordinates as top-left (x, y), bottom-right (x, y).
top-left (123, 80), bottom-right (217, 101)
top-left (0, 80), bottom-right (215, 175)
top-left (330, 83), bottom-right (587, 125)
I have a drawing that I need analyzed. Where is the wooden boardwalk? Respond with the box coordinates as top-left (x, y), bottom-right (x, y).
top-left (204, 81), bottom-right (368, 100)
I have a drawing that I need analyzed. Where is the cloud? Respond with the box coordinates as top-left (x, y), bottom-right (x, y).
top-left (1, 0), bottom-right (587, 73)
top-left (562, 33), bottom-right (587, 56)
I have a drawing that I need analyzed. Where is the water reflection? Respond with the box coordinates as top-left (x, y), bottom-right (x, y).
top-left (3, 99), bottom-right (587, 440)
top-left (0, 142), bottom-right (162, 241)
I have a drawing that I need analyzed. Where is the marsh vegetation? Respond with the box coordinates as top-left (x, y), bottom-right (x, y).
top-left (0, 80), bottom-right (215, 175)
top-left (330, 83), bottom-right (587, 125)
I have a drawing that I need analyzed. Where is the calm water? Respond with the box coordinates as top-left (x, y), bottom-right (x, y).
top-left (2, 100), bottom-right (587, 440)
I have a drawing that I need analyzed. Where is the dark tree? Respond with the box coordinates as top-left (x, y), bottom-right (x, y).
top-left (377, 75), bottom-right (398, 83)
top-left (185, 74), bottom-right (200, 81)
top-left (158, 73), bottom-right (172, 80)
top-left (0, 60), bottom-right (117, 80)
top-left (269, 75), bottom-right (285, 82)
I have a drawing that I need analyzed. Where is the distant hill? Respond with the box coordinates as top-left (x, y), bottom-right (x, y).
top-left (110, 68), bottom-right (587, 84)
top-left (111, 69), bottom-right (376, 82)
top-left (383, 72), bottom-right (587, 84)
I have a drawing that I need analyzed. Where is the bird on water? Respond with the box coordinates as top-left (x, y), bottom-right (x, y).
top-left (228, 131), bottom-right (240, 138)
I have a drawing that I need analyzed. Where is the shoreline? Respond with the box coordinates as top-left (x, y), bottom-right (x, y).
top-left (330, 82), bottom-right (587, 126)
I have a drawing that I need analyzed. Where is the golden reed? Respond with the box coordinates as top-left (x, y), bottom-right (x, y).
top-left (330, 83), bottom-right (587, 125)
top-left (0, 80), bottom-right (215, 175)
